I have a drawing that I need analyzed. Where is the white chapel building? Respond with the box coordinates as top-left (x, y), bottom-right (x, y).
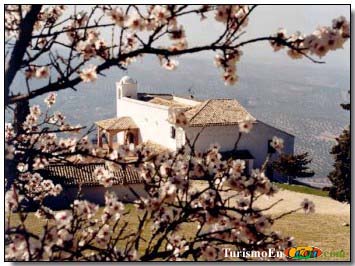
top-left (95, 76), bottom-right (295, 178)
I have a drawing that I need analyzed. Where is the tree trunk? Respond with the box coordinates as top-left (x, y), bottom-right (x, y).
top-left (13, 99), bottom-right (30, 134)
top-left (6, 100), bottom-right (30, 190)
top-left (5, 5), bottom-right (42, 106)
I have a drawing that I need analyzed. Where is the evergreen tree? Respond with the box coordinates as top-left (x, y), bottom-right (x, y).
top-left (328, 96), bottom-right (350, 203)
top-left (272, 152), bottom-right (315, 184)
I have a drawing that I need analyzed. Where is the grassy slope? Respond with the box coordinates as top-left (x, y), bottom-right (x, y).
top-left (275, 183), bottom-right (329, 198)
top-left (273, 213), bottom-right (350, 261)
top-left (9, 204), bottom-right (350, 261)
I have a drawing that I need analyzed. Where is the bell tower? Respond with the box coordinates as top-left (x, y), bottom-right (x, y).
top-left (116, 75), bottom-right (137, 118)
top-left (116, 75), bottom-right (137, 100)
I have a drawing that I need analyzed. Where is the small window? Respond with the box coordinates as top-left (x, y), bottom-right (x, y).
top-left (171, 126), bottom-right (176, 139)
top-left (268, 140), bottom-right (276, 154)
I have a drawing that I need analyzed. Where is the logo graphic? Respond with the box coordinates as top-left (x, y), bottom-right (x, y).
top-left (284, 246), bottom-right (322, 260)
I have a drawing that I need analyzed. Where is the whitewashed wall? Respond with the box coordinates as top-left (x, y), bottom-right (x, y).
top-left (77, 184), bottom-right (147, 204)
top-left (184, 121), bottom-right (294, 169)
top-left (117, 98), bottom-right (177, 150)
top-left (116, 81), bottom-right (137, 99)
top-left (44, 184), bottom-right (147, 209)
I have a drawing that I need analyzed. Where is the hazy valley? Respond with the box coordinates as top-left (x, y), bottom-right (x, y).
top-left (9, 55), bottom-right (350, 187)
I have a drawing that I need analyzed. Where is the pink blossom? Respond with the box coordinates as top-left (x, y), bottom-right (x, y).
top-left (151, 5), bottom-right (171, 25)
top-left (5, 123), bottom-right (15, 141)
top-left (55, 211), bottom-right (73, 229)
top-left (35, 66), bottom-right (49, 79)
top-left (109, 8), bottom-right (126, 27)
top-left (80, 65), bottom-right (97, 83)
top-left (127, 13), bottom-right (145, 31)
top-left (270, 136), bottom-right (284, 153)
top-left (94, 166), bottom-right (114, 187)
top-left (33, 157), bottom-right (49, 169)
top-left (44, 92), bottom-right (57, 107)
top-left (162, 59), bottom-right (179, 71)
top-left (238, 118), bottom-right (253, 133)
top-left (5, 187), bottom-right (24, 212)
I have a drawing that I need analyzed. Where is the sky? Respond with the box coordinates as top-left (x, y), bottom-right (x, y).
top-left (178, 5), bottom-right (350, 69)
top-left (62, 5), bottom-right (351, 69)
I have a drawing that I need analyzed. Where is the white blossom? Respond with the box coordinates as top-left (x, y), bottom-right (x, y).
top-left (238, 119), bottom-right (253, 133)
top-left (44, 92), bottom-right (57, 107)
top-left (76, 40), bottom-right (96, 59)
top-left (55, 211), bottom-right (73, 229)
top-left (103, 191), bottom-right (125, 222)
top-left (5, 187), bottom-right (24, 212)
top-left (94, 167), bottom-right (114, 187)
top-left (151, 5), bottom-right (171, 25)
top-left (162, 59), bottom-right (179, 71)
top-left (127, 12), bottom-right (145, 31)
top-left (30, 105), bottom-right (41, 117)
top-left (56, 229), bottom-right (73, 246)
top-left (33, 157), bottom-right (49, 169)
top-left (229, 159), bottom-right (245, 175)
top-left (17, 163), bottom-right (28, 173)
top-left (80, 65), bottom-right (97, 83)
top-left (201, 245), bottom-right (218, 260)
top-left (270, 136), bottom-right (284, 153)
top-left (109, 8), bottom-right (126, 27)
top-left (35, 66), bottom-right (49, 79)
top-left (5, 123), bottom-right (15, 141)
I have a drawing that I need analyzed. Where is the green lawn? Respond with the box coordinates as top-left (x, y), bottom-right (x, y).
top-left (275, 183), bottom-right (329, 198)
top-left (8, 204), bottom-right (350, 261)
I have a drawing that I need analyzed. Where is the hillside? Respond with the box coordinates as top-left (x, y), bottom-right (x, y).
top-left (7, 56), bottom-right (350, 186)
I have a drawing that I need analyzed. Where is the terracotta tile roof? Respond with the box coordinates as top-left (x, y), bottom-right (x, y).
top-left (148, 97), bottom-right (188, 107)
top-left (95, 117), bottom-right (138, 131)
top-left (183, 99), bottom-right (256, 127)
top-left (143, 140), bottom-right (171, 153)
top-left (42, 163), bottom-right (143, 187)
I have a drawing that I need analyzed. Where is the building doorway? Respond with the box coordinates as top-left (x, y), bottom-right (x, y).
top-left (125, 130), bottom-right (139, 146)
top-left (126, 132), bottom-right (135, 144)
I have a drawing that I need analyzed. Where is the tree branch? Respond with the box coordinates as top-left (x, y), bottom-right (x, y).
top-left (5, 5), bottom-right (43, 105)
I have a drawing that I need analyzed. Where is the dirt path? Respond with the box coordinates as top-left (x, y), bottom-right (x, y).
top-left (191, 181), bottom-right (350, 216)
top-left (254, 189), bottom-right (350, 215)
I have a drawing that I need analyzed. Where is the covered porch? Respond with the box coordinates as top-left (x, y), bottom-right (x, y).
top-left (95, 117), bottom-right (139, 151)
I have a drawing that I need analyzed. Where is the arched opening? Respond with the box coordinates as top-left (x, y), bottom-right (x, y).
top-left (125, 131), bottom-right (135, 145)
top-left (96, 117), bottom-right (139, 150)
